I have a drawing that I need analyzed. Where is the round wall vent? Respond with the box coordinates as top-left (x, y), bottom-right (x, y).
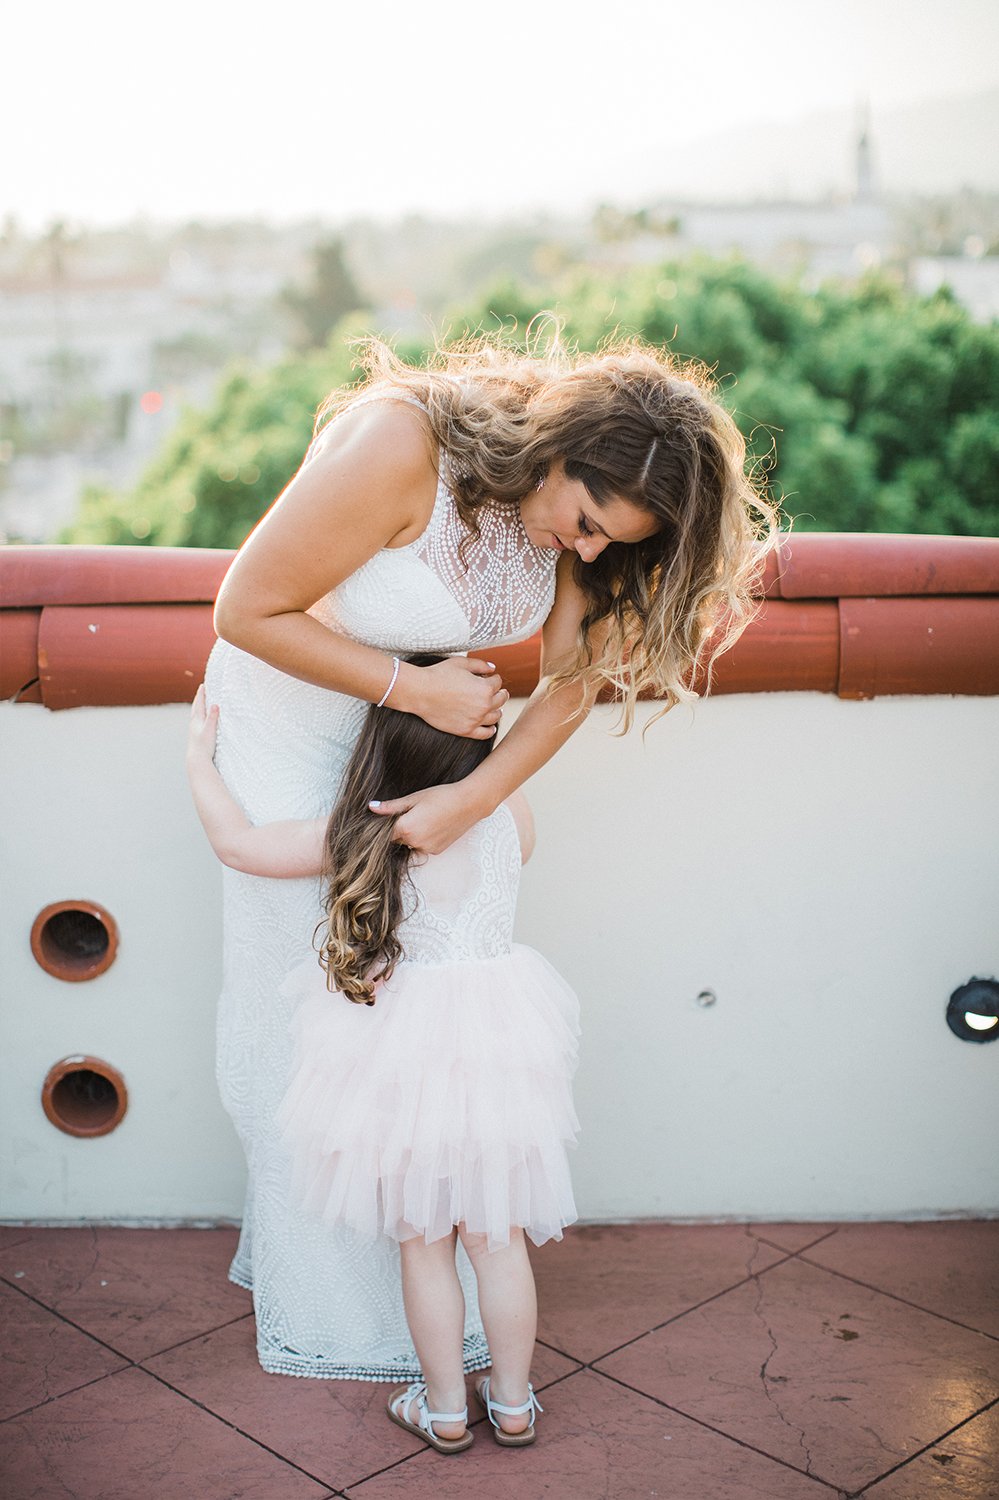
top-left (42, 1056), bottom-right (128, 1137)
top-left (947, 978), bottom-right (999, 1044)
top-left (31, 902), bottom-right (119, 982)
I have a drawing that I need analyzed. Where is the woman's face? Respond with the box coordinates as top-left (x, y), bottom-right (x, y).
top-left (519, 462), bottom-right (660, 562)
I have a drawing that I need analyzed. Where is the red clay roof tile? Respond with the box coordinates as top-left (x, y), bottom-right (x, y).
top-left (1, 545), bottom-right (231, 608)
top-left (36, 605), bottom-right (217, 710)
top-left (2, 537), bottom-right (997, 707)
top-left (774, 532), bottom-right (999, 599)
top-left (838, 597), bottom-right (999, 698)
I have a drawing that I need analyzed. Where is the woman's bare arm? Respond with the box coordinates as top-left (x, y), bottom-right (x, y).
top-left (373, 552), bottom-right (598, 852)
top-left (213, 401), bottom-right (505, 738)
top-left (186, 688), bottom-right (326, 877)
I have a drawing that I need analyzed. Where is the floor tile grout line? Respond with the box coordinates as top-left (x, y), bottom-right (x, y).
top-left (531, 1367), bottom-right (592, 1396)
top-left (592, 1366), bottom-right (846, 1492)
top-left (0, 1336), bottom-right (577, 1457)
top-left (0, 1270), bottom-right (261, 1370)
top-left (139, 1364), bottom-right (345, 1491)
top-left (558, 1249), bottom-right (801, 1367)
top-left (3, 1227), bottom-right (321, 1486)
top-left (0, 1274), bottom-right (141, 1364)
top-left (137, 1309), bottom-right (257, 1363)
top-left (0, 1234), bottom-right (38, 1253)
top-left (849, 1392), bottom-right (999, 1496)
top-left (1, 1365), bottom-right (138, 1427)
top-left (328, 1437), bottom-right (440, 1488)
top-left (755, 1229), bottom-right (842, 1254)
top-left (530, 1361), bottom-right (849, 1490)
top-left (533, 1336), bottom-right (585, 1366)
top-left (794, 1254), bottom-right (999, 1342)
top-left (585, 1261), bottom-right (999, 1496)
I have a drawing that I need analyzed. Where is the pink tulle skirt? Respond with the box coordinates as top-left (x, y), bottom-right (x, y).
top-left (274, 945), bottom-right (580, 1252)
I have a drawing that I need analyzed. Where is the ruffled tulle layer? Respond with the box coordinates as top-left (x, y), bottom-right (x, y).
top-left (275, 945), bottom-right (580, 1252)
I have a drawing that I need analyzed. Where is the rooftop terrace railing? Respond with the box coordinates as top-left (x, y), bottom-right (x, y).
top-left (2, 533), bottom-right (998, 708)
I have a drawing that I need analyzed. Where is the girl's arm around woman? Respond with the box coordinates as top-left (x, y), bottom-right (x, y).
top-left (186, 687), bottom-right (326, 878)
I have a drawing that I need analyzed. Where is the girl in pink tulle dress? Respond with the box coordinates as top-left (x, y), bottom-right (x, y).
top-left (187, 660), bottom-right (579, 1455)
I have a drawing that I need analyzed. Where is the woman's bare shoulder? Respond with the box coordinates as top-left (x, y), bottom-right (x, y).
top-left (214, 395), bottom-right (439, 628)
top-left (305, 394), bottom-right (436, 479)
top-left (271, 395), bottom-right (438, 536)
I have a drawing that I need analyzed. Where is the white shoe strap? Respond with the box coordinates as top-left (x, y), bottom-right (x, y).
top-left (408, 1384), bottom-right (467, 1429)
top-left (394, 1382), bottom-right (426, 1427)
top-left (485, 1379), bottom-right (544, 1420)
top-left (425, 1404), bottom-right (470, 1424)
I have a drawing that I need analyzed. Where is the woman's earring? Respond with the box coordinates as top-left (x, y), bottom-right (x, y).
top-left (536, 476), bottom-right (545, 491)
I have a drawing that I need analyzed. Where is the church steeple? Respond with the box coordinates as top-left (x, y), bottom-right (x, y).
top-left (855, 98), bottom-right (876, 203)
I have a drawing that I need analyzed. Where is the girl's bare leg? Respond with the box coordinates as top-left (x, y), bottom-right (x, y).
top-left (458, 1224), bottom-right (537, 1435)
top-left (398, 1230), bottom-right (467, 1441)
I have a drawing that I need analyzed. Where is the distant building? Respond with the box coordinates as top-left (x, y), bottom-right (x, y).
top-left (854, 99), bottom-right (877, 205)
top-left (603, 113), bottom-right (895, 280)
top-left (911, 256), bottom-right (999, 323)
top-left (0, 225), bottom-right (301, 540)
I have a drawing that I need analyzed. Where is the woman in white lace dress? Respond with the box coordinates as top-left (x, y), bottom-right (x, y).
top-left (203, 336), bottom-right (774, 1380)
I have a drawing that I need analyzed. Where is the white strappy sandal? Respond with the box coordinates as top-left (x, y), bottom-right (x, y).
top-left (386, 1381), bottom-right (474, 1455)
top-left (474, 1375), bottom-right (544, 1447)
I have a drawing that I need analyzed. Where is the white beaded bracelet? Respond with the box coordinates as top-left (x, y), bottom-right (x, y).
top-left (376, 656), bottom-right (401, 709)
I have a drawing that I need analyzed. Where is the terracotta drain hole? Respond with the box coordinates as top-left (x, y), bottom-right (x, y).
top-left (31, 902), bottom-right (119, 981)
top-left (42, 1056), bottom-right (128, 1137)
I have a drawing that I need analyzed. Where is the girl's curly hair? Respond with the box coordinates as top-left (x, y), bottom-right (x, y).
top-left (317, 656), bottom-right (493, 1004)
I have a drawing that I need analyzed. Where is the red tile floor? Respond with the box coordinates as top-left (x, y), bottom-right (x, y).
top-left (1, 1221), bottom-right (997, 1499)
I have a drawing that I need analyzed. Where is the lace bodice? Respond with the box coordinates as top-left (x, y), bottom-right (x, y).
top-left (399, 803), bottom-right (522, 966)
top-left (308, 394), bottom-right (557, 653)
top-left (310, 475), bottom-right (556, 653)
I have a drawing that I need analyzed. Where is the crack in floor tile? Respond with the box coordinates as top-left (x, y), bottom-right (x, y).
top-left (750, 1270), bottom-right (818, 1480)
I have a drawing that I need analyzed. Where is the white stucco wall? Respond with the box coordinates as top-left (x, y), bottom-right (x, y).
top-left (1, 701), bottom-right (243, 1222)
top-left (1, 692), bottom-right (997, 1224)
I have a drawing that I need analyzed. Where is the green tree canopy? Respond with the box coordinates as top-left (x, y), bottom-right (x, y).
top-left (63, 339), bottom-right (362, 548)
top-left (453, 259), bottom-right (999, 535)
top-left (62, 257), bottom-right (999, 547)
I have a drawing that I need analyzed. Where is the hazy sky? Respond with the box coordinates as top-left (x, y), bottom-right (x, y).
top-left (6, 0), bottom-right (998, 227)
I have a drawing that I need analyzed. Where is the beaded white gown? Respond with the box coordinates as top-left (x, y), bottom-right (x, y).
top-left (203, 403), bottom-right (558, 1379)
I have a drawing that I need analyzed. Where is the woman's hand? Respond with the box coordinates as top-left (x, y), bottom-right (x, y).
top-left (398, 656), bottom-right (509, 739)
top-left (369, 780), bottom-right (489, 855)
top-left (187, 684), bottom-right (219, 764)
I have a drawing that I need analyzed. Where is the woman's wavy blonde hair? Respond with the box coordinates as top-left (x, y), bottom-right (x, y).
top-left (317, 657), bottom-right (494, 1004)
top-left (316, 326), bottom-right (779, 730)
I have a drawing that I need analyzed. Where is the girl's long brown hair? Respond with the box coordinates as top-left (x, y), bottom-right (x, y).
top-left (317, 656), bottom-right (493, 1004)
top-left (316, 328), bottom-right (780, 730)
